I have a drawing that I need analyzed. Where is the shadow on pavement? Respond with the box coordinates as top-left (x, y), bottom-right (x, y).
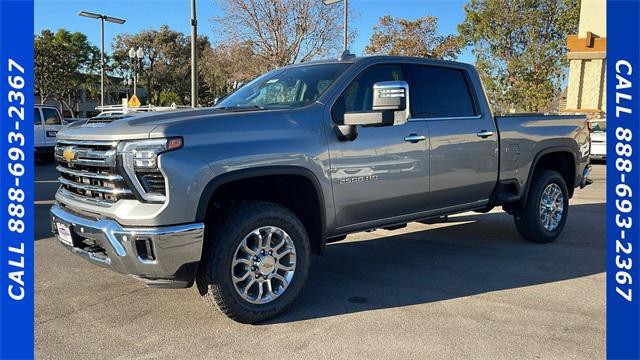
top-left (35, 161), bottom-right (59, 241)
top-left (268, 202), bottom-right (605, 324)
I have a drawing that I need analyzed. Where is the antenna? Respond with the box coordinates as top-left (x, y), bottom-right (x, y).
top-left (338, 49), bottom-right (355, 61)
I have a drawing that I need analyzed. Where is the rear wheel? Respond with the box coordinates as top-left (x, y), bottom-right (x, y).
top-left (197, 201), bottom-right (310, 323)
top-left (514, 170), bottom-right (569, 243)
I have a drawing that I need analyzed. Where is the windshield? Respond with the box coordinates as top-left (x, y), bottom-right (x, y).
top-left (215, 63), bottom-right (350, 110)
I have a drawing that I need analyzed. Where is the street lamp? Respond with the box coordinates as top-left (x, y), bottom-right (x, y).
top-left (322, 0), bottom-right (348, 53)
top-left (78, 11), bottom-right (126, 107)
top-left (128, 47), bottom-right (144, 97)
top-left (122, 78), bottom-right (132, 98)
top-left (190, 0), bottom-right (198, 108)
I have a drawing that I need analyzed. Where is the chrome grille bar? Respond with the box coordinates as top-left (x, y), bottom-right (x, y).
top-left (54, 148), bottom-right (116, 167)
top-left (57, 139), bottom-right (118, 147)
top-left (58, 177), bottom-right (132, 195)
top-left (57, 187), bottom-right (114, 207)
top-left (56, 166), bottom-right (123, 181)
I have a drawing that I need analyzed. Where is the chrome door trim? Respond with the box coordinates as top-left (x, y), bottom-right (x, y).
top-left (408, 114), bottom-right (483, 122)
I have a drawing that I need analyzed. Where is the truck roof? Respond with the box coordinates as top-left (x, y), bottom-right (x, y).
top-left (292, 55), bottom-right (474, 69)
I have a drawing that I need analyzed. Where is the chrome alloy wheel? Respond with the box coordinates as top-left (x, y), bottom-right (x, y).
top-left (539, 183), bottom-right (564, 231)
top-left (231, 226), bottom-right (297, 304)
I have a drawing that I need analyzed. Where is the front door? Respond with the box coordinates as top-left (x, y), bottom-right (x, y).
top-left (328, 64), bottom-right (430, 228)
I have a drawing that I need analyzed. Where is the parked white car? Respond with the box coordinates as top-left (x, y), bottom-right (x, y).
top-left (35, 105), bottom-right (64, 155)
top-left (589, 118), bottom-right (606, 161)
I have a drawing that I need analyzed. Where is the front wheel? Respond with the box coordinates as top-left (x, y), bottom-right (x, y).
top-left (513, 170), bottom-right (569, 243)
top-left (197, 202), bottom-right (310, 323)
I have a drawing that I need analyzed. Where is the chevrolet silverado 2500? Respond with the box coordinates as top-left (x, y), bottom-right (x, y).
top-left (50, 56), bottom-right (592, 323)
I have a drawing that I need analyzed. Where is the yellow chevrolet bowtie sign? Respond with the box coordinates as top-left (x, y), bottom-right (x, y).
top-left (62, 148), bottom-right (76, 162)
top-left (128, 95), bottom-right (141, 107)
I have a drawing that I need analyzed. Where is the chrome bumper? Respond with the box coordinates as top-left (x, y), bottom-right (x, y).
top-left (50, 204), bottom-right (204, 288)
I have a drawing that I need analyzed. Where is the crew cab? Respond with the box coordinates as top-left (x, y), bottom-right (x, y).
top-left (50, 56), bottom-right (591, 323)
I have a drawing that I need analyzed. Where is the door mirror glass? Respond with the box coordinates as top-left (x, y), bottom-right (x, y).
top-left (342, 81), bottom-right (410, 127)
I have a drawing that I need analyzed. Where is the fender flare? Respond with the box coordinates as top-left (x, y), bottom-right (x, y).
top-left (521, 146), bottom-right (578, 205)
top-left (195, 166), bottom-right (327, 251)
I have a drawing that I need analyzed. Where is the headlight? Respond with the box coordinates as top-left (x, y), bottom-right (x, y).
top-left (118, 137), bottom-right (183, 202)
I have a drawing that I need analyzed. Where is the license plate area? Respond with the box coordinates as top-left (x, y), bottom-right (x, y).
top-left (56, 222), bottom-right (74, 246)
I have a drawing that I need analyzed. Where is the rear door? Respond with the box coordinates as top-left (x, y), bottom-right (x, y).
top-left (328, 64), bottom-right (430, 227)
top-left (41, 107), bottom-right (63, 147)
top-left (34, 107), bottom-right (45, 149)
top-left (405, 64), bottom-right (498, 209)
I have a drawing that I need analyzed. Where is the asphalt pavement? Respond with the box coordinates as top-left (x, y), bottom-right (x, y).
top-left (35, 161), bottom-right (606, 359)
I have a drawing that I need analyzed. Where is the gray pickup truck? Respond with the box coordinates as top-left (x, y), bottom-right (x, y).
top-left (50, 55), bottom-right (591, 323)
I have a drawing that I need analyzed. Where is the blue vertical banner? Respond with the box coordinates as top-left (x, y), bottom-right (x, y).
top-left (607, 0), bottom-right (640, 359)
top-left (0, 0), bottom-right (35, 359)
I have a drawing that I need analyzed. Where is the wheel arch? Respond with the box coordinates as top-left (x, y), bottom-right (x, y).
top-left (522, 147), bottom-right (577, 205)
top-left (196, 166), bottom-right (327, 254)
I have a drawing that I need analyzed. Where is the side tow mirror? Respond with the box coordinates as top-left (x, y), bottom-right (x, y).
top-left (341, 80), bottom-right (410, 130)
top-left (372, 80), bottom-right (409, 112)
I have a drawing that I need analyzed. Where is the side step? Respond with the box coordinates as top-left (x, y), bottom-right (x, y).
top-left (382, 223), bottom-right (407, 231)
top-left (418, 216), bottom-right (448, 225)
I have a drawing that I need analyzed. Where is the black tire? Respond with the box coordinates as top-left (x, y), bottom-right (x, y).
top-left (514, 170), bottom-right (569, 243)
top-left (197, 201), bottom-right (310, 324)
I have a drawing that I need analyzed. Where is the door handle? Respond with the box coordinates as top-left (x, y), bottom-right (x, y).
top-left (404, 134), bottom-right (426, 143)
top-left (476, 130), bottom-right (494, 138)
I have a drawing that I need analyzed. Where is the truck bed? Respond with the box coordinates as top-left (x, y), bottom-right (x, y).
top-left (495, 114), bottom-right (590, 198)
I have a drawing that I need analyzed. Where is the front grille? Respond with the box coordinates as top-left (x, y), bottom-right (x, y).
top-left (55, 140), bottom-right (134, 205)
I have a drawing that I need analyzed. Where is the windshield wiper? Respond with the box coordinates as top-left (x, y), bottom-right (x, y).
top-left (217, 105), bottom-right (267, 111)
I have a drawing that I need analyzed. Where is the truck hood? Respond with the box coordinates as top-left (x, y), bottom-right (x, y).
top-left (56, 108), bottom-right (246, 141)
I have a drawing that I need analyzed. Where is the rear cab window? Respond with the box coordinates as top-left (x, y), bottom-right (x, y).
top-left (406, 65), bottom-right (478, 119)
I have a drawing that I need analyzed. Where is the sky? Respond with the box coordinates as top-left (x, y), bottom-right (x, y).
top-left (34, 0), bottom-right (474, 63)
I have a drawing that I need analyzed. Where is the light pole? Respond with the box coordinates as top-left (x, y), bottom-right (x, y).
top-left (128, 47), bottom-right (144, 97)
top-left (322, 0), bottom-right (348, 53)
top-left (122, 78), bottom-right (132, 98)
top-left (190, 0), bottom-right (198, 108)
top-left (78, 11), bottom-right (126, 107)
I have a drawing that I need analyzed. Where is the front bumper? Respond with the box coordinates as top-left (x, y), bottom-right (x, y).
top-left (50, 204), bottom-right (205, 288)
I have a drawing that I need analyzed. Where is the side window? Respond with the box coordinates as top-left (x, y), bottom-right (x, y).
top-left (332, 65), bottom-right (404, 123)
top-left (34, 108), bottom-right (43, 125)
top-left (42, 108), bottom-right (62, 125)
top-left (409, 65), bottom-right (477, 118)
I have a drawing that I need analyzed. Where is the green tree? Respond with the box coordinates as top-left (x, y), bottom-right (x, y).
top-left (365, 15), bottom-right (461, 59)
top-left (158, 91), bottom-right (182, 106)
top-left (458, 0), bottom-right (580, 113)
top-left (34, 30), bottom-right (64, 104)
top-left (112, 25), bottom-right (210, 105)
top-left (200, 41), bottom-right (266, 103)
top-left (34, 29), bottom-right (100, 117)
